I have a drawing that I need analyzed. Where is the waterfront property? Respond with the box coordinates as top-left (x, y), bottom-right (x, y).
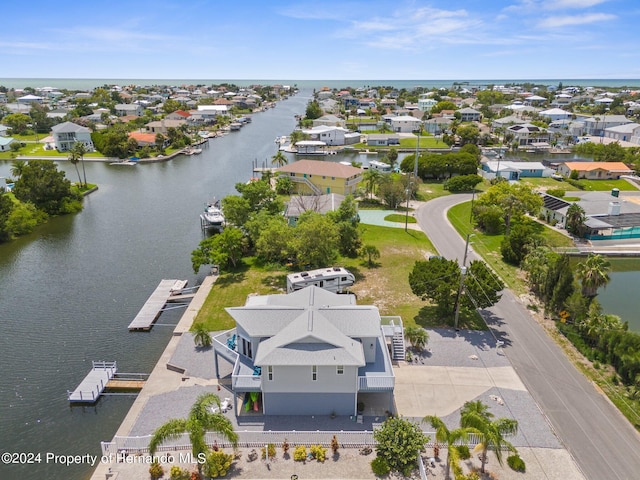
top-left (212, 286), bottom-right (400, 416)
top-left (275, 159), bottom-right (363, 195)
top-left (51, 121), bottom-right (94, 152)
top-left (540, 190), bottom-right (640, 240)
top-left (481, 160), bottom-right (552, 180)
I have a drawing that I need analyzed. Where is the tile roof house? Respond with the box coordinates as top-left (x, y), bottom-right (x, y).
top-left (213, 286), bottom-right (398, 416)
top-left (51, 121), bottom-right (94, 152)
top-left (128, 132), bottom-right (160, 147)
top-left (557, 162), bottom-right (633, 179)
top-left (276, 159), bottom-right (363, 195)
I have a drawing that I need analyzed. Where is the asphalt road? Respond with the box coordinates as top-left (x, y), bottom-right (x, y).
top-left (416, 194), bottom-right (640, 480)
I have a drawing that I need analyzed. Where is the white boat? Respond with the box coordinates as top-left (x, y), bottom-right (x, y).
top-left (191, 147), bottom-right (202, 154)
top-left (200, 200), bottom-right (225, 231)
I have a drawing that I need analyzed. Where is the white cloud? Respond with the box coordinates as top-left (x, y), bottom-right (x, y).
top-left (538, 12), bottom-right (616, 28)
top-left (541, 0), bottom-right (610, 9)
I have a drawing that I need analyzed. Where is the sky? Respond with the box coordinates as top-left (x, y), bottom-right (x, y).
top-left (2, 0), bottom-right (640, 80)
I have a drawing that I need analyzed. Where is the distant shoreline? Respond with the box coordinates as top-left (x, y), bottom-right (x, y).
top-left (2, 77), bottom-right (640, 90)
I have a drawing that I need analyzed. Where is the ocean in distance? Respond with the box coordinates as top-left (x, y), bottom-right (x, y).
top-left (2, 78), bottom-right (640, 90)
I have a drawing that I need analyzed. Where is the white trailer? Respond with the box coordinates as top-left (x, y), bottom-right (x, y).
top-left (286, 267), bottom-right (355, 293)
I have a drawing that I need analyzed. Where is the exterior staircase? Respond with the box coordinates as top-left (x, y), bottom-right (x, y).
top-left (288, 175), bottom-right (323, 195)
top-left (391, 330), bottom-right (406, 361)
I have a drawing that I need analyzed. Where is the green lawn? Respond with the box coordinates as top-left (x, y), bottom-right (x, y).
top-left (522, 177), bottom-right (639, 192)
top-left (447, 201), bottom-right (575, 294)
top-left (193, 224), bottom-right (438, 331)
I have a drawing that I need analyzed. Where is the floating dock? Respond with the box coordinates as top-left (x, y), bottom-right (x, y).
top-left (68, 361), bottom-right (117, 403)
top-left (128, 279), bottom-right (188, 331)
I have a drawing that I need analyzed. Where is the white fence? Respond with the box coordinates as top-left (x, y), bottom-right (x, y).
top-left (101, 430), bottom-right (485, 457)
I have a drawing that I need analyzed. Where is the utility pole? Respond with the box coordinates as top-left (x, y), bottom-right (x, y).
top-left (453, 233), bottom-right (472, 332)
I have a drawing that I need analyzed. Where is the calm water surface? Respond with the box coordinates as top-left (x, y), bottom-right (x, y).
top-left (1, 90), bottom-right (639, 479)
top-left (0, 91), bottom-right (311, 480)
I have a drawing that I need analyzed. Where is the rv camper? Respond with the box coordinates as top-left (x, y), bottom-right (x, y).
top-left (286, 267), bottom-right (355, 294)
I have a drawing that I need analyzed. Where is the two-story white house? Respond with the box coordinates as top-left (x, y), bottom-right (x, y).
top-left (51, 121), bottom-right (94, 152)
top-left (387, 115), bottom-right (422, 133)
top-left (212, 287), bottom-right (399, 416)
top-left (114, 103), bottom-right (143, 117)
top-left (301, 125), bottom-right (360, 146)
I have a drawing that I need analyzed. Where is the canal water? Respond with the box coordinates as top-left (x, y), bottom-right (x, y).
top-left (1, 91), bottom-right (639, 480)
top-left (0, 91), bottom-right (312, 480)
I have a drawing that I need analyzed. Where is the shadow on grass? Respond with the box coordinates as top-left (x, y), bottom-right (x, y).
top-left (414, 305), bottom-right (489, 331)
top-left (214, 263), bottom-right (250, 288)
top-left (261, 274), bottom-right (287, 290)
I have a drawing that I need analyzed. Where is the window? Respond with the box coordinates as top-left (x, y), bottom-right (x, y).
top-left (268, 366), bottom-right (273, 381)
top-left (312, 365), bottom-right (317, 381)
top-left (337, 365), bottom-right (344, 375)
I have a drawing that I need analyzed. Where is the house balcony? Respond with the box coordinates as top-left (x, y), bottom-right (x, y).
top-left (357, 334), bottom-right (395, 392)
top-left (212, 330), bottom-right (261, 393)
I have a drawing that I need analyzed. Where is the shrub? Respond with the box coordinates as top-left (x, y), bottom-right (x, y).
top-left (149, 460), bottom-right (164, 479)
top-left (370, 456), bottom-right (391, 476)
top-left (507, 454), bottom-right (526, 472)
top-left (293, 445), bottom-right (307, 462)
top-left (169, 466), bottom-right (190, 480)
top-left (331, 435), bottom-right (339, 454)
top-left (261, 443), bottom-right (276, 460)
top-left (456, 444), bottom-right (471, 459)
top-left (310, 444), bottom-right (327, 462)
top-left (546, 188), bottom-right (566, 198)
top-left (443, 174), bottom-right (483, 192)
top-left (203, 450), bottom-right (234, 478)
top-left (373, 417), bottom-right (429, 476)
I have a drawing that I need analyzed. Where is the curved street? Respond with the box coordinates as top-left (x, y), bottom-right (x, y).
top-left (416, 194), bottom-right (640, 480)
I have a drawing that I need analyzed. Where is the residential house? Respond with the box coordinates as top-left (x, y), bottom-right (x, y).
top-left (380, 98), bottom-right (397, 111)
top-left (213, 286), bottom-right (397, 415)
top-left (165, 110), bottom-right (191, 121)
top-left (17, 94), bottom-right (43, 105)
top-left (539, 108), bottom-right (572, 122)
top-left (458, 107), bottom-right (482, 122)
top-left (312, 114), bottom-right (345, 128)
top-left (114, 104), bottom-right (143, 117)
top-left (301, 126), bottom-right (360, 146)
top-left (423, 117), bottom-right (452, 135)
top-left (0, 137), bottom-right (17, 152)
top-left (481, 161), bottom-right (553, 180)
top-left (541, 190), bottom-right (640, 240)
top-left (0, 125), bottom-right (9, 136)
top-left (491, 115), bottom-right (526, 132)
top-left (128, 132), bottom-right (162, 147)
top-left (366, 134), bottom-right (400, 146)
top-left (506, 123), bottom-right (550, 146)
top-left (284, 193), bottom-right (346, 225)
top-left (276, 159), bottom-right (362, 195)
top-left (583, 115), bottom-right (632, 136)
top-left (418, 95), bottom-right (437, 112)
top-left (51, 121), bottom-right (94, 152)
top-left (557, 161), bottom-right (633, 179)
top-left (603, 123), bottom-right (640, 144)
top-left (146, 119), bottom-right (186, 135)
top-left (387, 115), bottom-right (422, 133)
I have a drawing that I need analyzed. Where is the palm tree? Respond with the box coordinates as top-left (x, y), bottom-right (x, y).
top-left (193, 323), bottom-right (212, 348)
top-left (576, 253), bottom-right (611, 298)
top-left (404, 326), bottom-right (429, 351)
top-left (271, 150), bottom-right (288, 168)
top-left (67, 149), bottom-right (82, 186)
top-left (149, 393), bottom-right (237, 475)
top-left (565, 203), bottom-right (586, 236)
top-left (460, 401), bottom-right (518, 474)
top-left (362, 169), bottom-right (382, 200)
top-left (10, 160), bottom-right (26, 179)
top-left (71, 141), bottom-right (88, 187)
top-left (423, 416), bottom-right (470, 480)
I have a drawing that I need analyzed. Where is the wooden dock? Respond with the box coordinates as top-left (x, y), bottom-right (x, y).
top-left (106, 379), bottom-right (145, 391)
top-left (128, 279), bottom-right (188, 331)
top-left (68, 361), bottom-right (117, 403)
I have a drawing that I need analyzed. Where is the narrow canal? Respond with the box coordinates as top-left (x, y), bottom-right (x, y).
top-left (0, 90), bottom-right (311, 480)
